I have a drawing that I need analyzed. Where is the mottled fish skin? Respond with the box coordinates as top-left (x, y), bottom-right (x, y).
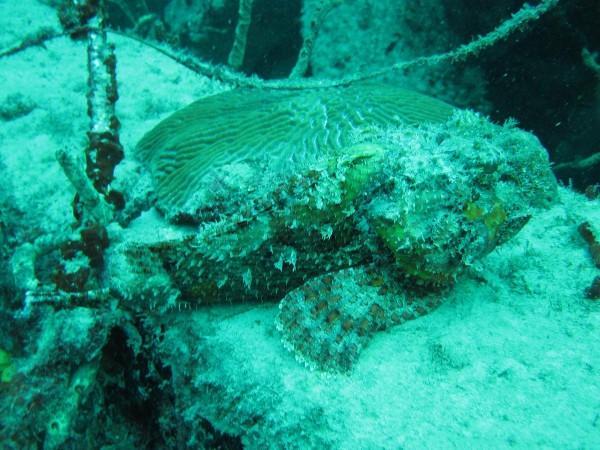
top-left (276, 266), bottom-right (444, 372)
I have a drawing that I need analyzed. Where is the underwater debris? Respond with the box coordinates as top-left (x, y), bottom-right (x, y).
top-left (227, 0), bottom-right (254, 69)
top-left (290, 0), bottom-right (341, 78)
top-left (586, 276), bottom-right (600, 300)
top-left (578, 221), bottom-right (600, 269)
top-left (24, 0), bottom-right (126, 307)
top-left (106, 0), bottom-right (165, 38)
top-left (0, 0), bottom-right (562, 92)
top-left (59, 0), bottom-right (125, 210)
top-left (577, 221), bottom-right (600, 300)
top-left (0, 26), bottom-right (59, 58)
top-left (56, 148), bottom-right (113, 225)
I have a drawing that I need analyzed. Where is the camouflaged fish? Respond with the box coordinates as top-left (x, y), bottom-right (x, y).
top-left (110, 84), bottom-right (556, 372)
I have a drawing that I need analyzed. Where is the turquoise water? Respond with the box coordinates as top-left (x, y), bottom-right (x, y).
top-left (0, 1), bottom-right (598, 448)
